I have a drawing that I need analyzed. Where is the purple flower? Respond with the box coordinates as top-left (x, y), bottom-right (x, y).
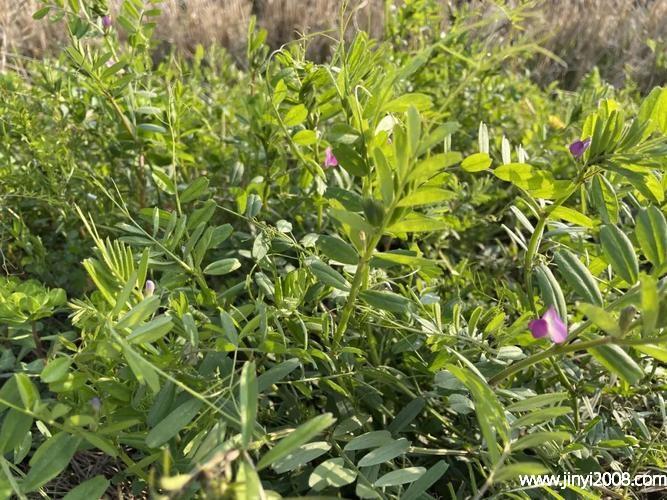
top-left (102, 15), bottom-right (112, 29)
top-left (528, 306), bottom-right (568, 344)
top-left (144, 280), bottom-right (155, 297)
top-left (90, 397), bottom-right (102, 412)
top-left (324, 147), bottom-right (338, 168)
top-left (569, 137), bottom-right (591, 159)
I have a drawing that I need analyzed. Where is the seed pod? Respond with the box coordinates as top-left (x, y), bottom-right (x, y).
top-left (534, 263), bottom-right (567, 323)
top-left (554, 249), bottom-right (603, 306)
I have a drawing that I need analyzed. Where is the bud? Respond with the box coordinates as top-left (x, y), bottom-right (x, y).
top-left (144, 280), bottom-right (155, 297)
top-left (102, 15), bottom-right (112, 29)
top-left (619, 306), bottom-right (636, 335)
top-left (90, 397), bottom-right (102, 413)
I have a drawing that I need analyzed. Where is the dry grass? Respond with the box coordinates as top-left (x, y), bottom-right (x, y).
top-left (1, 0), bottom-right (665, 88)
top-left (526, 0), bottom-right (667, 89)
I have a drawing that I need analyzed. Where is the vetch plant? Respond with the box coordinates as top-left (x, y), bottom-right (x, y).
top-left (0, 1), bottom-right (666, 498)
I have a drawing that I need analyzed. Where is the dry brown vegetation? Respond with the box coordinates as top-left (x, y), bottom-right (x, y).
top-left (1, 0), bottom-right (666, 90)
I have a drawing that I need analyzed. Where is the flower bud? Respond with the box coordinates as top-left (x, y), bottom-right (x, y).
top-left (144, 280), bottom-right (155, 297)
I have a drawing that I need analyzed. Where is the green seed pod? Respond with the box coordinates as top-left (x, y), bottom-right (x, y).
top-left (534, 263), bottom-right (567, 322)
top-left (554, 249), bottom-right (603, 306)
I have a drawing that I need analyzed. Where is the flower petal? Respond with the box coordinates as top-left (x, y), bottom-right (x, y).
top-left (528, 319), bottom-right (549, 339)
top-left (543, 306), bottom-right (568, 344)
top-left (324, 147), bottom-right (338, 168)
top-left (569, 137), bottom-right (591, 159)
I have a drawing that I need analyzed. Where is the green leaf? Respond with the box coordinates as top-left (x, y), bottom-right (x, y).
top-left (111, 270), bottom-right (137, 317)
top-left (116, 295), bottom-right (161, 329)
top-left (22, 433), bottom-right (80, 492)
top-left (635, 206), bottom-right (667, 269)
top-left (182, 312), bottom-right (198, 347)
top-left (272, 79), bottom-right (287, 106)
top-left (634, 344), bottom-right (667, 363)
top-left (638, 86), bottom-right (667, 136)
top-left (120, 340), bottom-right (160, 394)
top-left (308, 260), bottom-right (350, 291)
top-left (494, 462), bottom-right (550, 483)
top-left (292, 129), bottom-right (317, 145)
top-left (511, 431), bottom-right (572, 451)
top-left (406, 106), bottom-right (421, 156)
top-left (237, 459), bottom-right (264, 500)
top-left (589, 344), bottom-right (644, 384)
top-left (272, 442), bottom-right (331, 473)
top-left (32, 7), bottom-right (51, 19)
top-left (256, 413), bottom-right (335, 471)
top-left (138, 123), bottom-right (167, 134)
top-left (15, 373), bottom-right (39, 410)
top-left (388, 397), bottom-right (425, 433)
top-left (40, 357), bottom-right (72, 384)
top-left (180, 177), bottom-right (210, 203)
top-left (577, 303), bottom-right (620, 337)
top-left (335, 144), bottom-right (369, 177)
top-left (408, 152), bottom-right (462, 183)
top-left (330, 208), bottom-right (374, 235)
top-left (308, 458), bottom-right (357, 490)
top-left (374, 148), bottom-right (394, 204)
top-left (204, 258), bottom-right (241, 276)
top-left (397, 187), bottom-right (455, 207)
top-left (146, 398), bottom-right (203, 448)
top-left (382, 93), bottom-right (432, 113)
top-left (494, 163), bottom-right (569, 199)
top-left (344, 431), bottom-right (393, 451)
top-left (79, 430), bottom-right (118, 458)
top-left (62, 475), bottom-right (110, 500)
top-left (375, 467), bottom-right (426, 487)
top-left (551, 206), bottom-right (594, 228)
top-left (317, 235), bottom-right (359, 265)
top-left (0, 409), bottom-right (33, 454)
top-left (371, 251), bottom-right (441, 276)
top-left (283, 104), bottom-right (308, 127)
top-left (554, 249), bottom-right (603, 306)
top-left (461, 152), bottom-right (492, 172)
top-left (591, 175), bottom-right (619, 224)
top-left (127, 315), bottom-right (173, 344)
top-left (447, 364), bottom-right (508, 464)
top-left (402, 461), bottom-right (449, 500)
top-left (600, 224), bottom-right (639, 284)
top-left (387, 213), bottom-right (450, 233)
top-left (357, 438), bottom-right (410, 467)
top-left (640, 273), bottom-right (659, 335)
top-left (257, 358), bottom-right (300, 392)
top-left (506, 392), bottom-right (568, 412)
top-left (240, 361), bottom-right (258, 449)
top-left (510, 406), bottom-right (572, 429)
top-left (360, 290), bottom-right (412, 313)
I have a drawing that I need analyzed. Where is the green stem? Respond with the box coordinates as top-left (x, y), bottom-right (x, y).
top-left (333, 243), bottom-right (374, 346)
top-left (523, 173), bottom-right (586, 314)
top-left (489, 334), bottom-right (667, 386)
top-left (31, 321), bottom-right (45, 358)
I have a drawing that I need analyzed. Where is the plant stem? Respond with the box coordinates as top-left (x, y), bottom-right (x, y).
top-left (333, 242), bottom-right (375, 346)
top-left (31, 322), bottom-right (45, 358)
top-left (489, 334), bottom-right (667, 386)
top-left (523, 172), bottom-right (586, 314)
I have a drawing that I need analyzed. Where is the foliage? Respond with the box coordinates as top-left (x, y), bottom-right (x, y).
top-left (1, 0), bottom-right (666, 498)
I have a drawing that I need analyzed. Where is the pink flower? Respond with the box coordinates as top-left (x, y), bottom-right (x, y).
top-left (569, 137), bottom-right (591, 159)
top-left (324, 147), bottom-right (338, 168)
top-left (528, 306), bottom-right (568, 344)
